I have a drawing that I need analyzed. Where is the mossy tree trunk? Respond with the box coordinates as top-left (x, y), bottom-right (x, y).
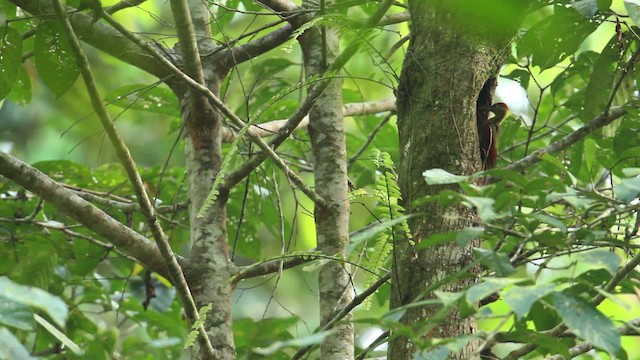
top-left (389, 1), bottom-right (527, 359)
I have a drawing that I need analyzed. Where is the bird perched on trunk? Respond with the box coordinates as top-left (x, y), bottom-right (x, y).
top-left (478, 102), bottom-right (510, 170)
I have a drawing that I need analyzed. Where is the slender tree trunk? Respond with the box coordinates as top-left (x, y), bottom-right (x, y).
top-left (175, 1), bottom-right (235, 358)
top-left (300, 1), bottom-right (354, 358)
top-left (389, 1), bottom-right (525, 359)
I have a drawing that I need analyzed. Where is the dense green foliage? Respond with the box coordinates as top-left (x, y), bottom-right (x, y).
top-left (0, 0), bottom-right (640, 359)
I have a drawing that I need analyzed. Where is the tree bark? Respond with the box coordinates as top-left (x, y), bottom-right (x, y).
top-left (172, 0), bottom-right (235, 358)
top-left (389, 1), bottom-right (526, 359)
top-left (300, 1), bottom-right (354, 358)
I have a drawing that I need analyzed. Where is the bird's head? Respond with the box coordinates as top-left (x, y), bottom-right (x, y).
top-left (489, 102), bottom-right (510, 124)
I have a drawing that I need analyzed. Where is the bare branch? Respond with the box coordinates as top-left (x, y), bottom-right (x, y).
top-left (230, 255), bottom-right (311, 284)
top-left (106, 0), bottom-right (146, 14)
top-left (505, 107), bottom-right (627, 173)
top-left (254, 0), bottom-right (303, 16)
top-left (0, 152), bottom-right (170, 278)
top-left (221, 97), bottom-right (396, 142)
top-left (220, 23), bottom-right (295, 69)
top-left (70, 189), bottom-right (188, 214)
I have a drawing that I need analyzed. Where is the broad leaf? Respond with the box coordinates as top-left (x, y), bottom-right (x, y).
top-left (551, 292), bottom-right (620, 355)
top-left (0, 277), bottom-right (68, 328)
top-left (0, 328), bottom-right (34, 360)
top-left (503, 283), bottom-right (555, 318)
top-left (423, 168), bottom-right (469, 185)
top-left (0, 25), bottom-right (22, 100)
top-left (34, 21), bottom-right (79, 97)
top-left (582, 35), bottom-right (618, 122)
top-left (473, 248), bottom-right (516, 277)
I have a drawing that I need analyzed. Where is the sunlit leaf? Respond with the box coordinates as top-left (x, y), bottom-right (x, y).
top-left (34, 314), bottom-right (83, 355)
top-left (464, 196), bottom-right (499, 222)
top-left (0, 299), bottom-right (34, 330)
top-left (0, 328), bottom-right (35, 360)
top-left (423, 168), bottom-right (469, 185)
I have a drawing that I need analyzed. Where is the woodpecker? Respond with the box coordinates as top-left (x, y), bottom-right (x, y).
top-left (478, 102), bottom-right (510, 170)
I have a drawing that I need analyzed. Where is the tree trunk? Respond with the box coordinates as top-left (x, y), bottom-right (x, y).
top-left (300, 1), bottom-right (354, 358)
top-left (175, 0), bottom-right (235, 358)
top-left (389, 1), bottom-right (525, 358)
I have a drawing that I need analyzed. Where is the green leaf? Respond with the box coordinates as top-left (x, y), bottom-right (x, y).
top-left (104, 84), bottom-right (179, 116)
top-left (423, 168), bottom-right (469, 185)
top-left (456, 227), bottom-right (484, 246)
top-left (434, 291), bottom-right (465, 307)
top-left (347, 215), bottom-right (414, 253)
top-left (255, 58), bottom-right (294, 80)
top-left (34, 314), bottom-right (83, 355)
top-left (597, 0), bottom-right (612, 10)
top-left (613, 177), bottom-right (640, 203)
top-left (415, 232), bottom-right (457, 250)
top-left (574, 249), bottom-right (621, 275)
top-left (0, 300), bottom-right (34, 330)
top-left (582, 35), bottom-right (618, 122)
top-left (551, 292), bottom-right (620, 354)
top-left (473, 248), bottom-right (516, 277)
top-left (531, 213), bottom-right (567, 233)
top-left (571, 0), bottom-right (599, 17)
top-left (0, 277), bottom-right (68, 328)
top-left (0, 26), bottom-right (22, 100)
top-left (416, 335), bottom-right (476, 360)
top-left (252, 331), bottom-right (333, 355)
top-left (503, 283), bottom-right (555, 318)
top-left (0, 328), bottom-right (35, 360)
top-left (32, 160), bottom-right (93, 186)
top-left (34, 21), bottom-right (80, 97)
top-left (464, 196), bottom-right (499, 222)
top-left (233, 317), bottom-right (297, 350)
top-left (625, 0), bottom-right (640, 24)
top-left (466, 278), bottom-right (521, 304)
top-left (519, 6), bottom-right (598, 70)
top-left (6, 65), bottom-right (31, 105)
top-left (619, 148), bottom-right (640, 161)
top-left (498, 329), bottom-right (571, 358)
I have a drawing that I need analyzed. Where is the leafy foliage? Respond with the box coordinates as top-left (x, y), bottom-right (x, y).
top-left (1, 0), bottom-right (640, 359)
